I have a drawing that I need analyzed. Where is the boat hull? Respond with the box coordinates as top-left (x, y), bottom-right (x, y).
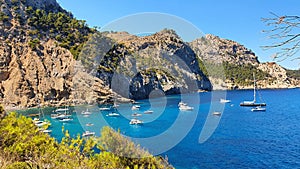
top-left (240, 103), bottom-right (266, 107)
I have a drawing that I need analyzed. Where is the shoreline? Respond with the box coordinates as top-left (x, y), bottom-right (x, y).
top-left (4, 87), bottom-right (299, 111)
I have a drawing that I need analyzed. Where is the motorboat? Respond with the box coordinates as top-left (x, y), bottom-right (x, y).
top-left (178, 101), bottom-right (187, 107)
top-left (59, 118), bottom-right (73, 122)
top-left (106, 112), bottom-right (120, 117)
top-left (42, 129), bottom-right (52, 133)
top-left (82, 131), bottom-right (95, 137)
top-left (179, 105), bottom-right (194, 111)
top-left (81, 109), bottom-right (92, 115)
top-left (33, 118), bottom-right (50, 127)
top-left (132, 113), bottom-right (142, 117)
top-left (251, 106), bottom-right (266, 112)
top-left (86, 123), bottom-right (94, 126)
top-left (212, 112), bottom-right (222, 116)
top-left (144, 110), bottom-right (153, 114)
top-left (129, 119), bottom-right (143, 125)
top-left (131, 105), bottom-right (140, 110)
top-left (220, 99), bottom-right (231, 103)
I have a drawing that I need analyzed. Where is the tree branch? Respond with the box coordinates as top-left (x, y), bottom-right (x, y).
top-left (261, 13), bottom-right (300, 61)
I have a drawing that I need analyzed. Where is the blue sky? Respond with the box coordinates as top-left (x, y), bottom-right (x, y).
top-left (56, 0), bottom-right (299, 69)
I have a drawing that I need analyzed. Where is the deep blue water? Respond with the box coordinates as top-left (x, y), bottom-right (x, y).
top-left (19, 89), bottom-right (300, 169)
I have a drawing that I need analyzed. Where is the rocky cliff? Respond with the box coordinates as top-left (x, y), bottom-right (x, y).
top-left (0, 0), bottom-right (114, 109)
top-left (190, 34), bottom-right (259, 65)
top-left (97, 29), bottom-right (211, 100)
top-left (190, 34), bottom-right (299, 89)
top-left (0, 0), bottom-right (298, 109)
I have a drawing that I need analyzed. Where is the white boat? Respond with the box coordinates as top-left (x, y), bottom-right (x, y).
top-left (129, 118), bottom-right (143, 125)
top-left (42, 129), bottom-right (52, 133)
top-left (52, 107), bottom-right (71, 119)
top-left (99, 107), bottom-right (111, 111)
top-left (55, 108), bottom-right (69, 113)
top-left (57, 114), bottom-right (71, 118)
top-left (82, 131), bottom-right (95, 137)
top-left (220, 99), bottom-right (231, 103)
top-left (106, 112), bottom-right (120, 117)
top-left (34, 120), bottom-right (50, 127)
top-left (178, 101), bottom-right (187, 107)
top-left (131, 105), bottom-right (140, 110)
top-left (240, 73), bottom-right (266, 107)
top-left (86, 123), bottom-right (94, 126)
top-left (51, 114), bottom-right (71, 120)
top-left (51, 114), bottom-right (59, 119)
top-left (179, 105), bottom-right (194, 111)
top-left (81, 109), bottom-right (92, 115)
top-left (132, 113), bottom-right (142, 117)
top-left (59, 118), bottom-right (73, 122)
top-left (212, 112), bottom-right (222, 116)
top-left (33, 118), bottom-right (51, 127)
top-left (144, 110), bottom-right (153, 114)
top-left (251, 106), bottom-right (266, 112)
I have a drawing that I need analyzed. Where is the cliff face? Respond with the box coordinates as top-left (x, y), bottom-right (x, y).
top-left (98, 30), bottom-right (211, 100)
top-left (257, 62), bottom-right (299, 88)
top-left (0, 0), bottom-right (299, 109)
top-left (190, 34), bottom-right (299, 89)
top-left (0, 0), bottom-right (113, 109)
top-left (190, 34), bottom-right (259, 65)
top-left (0, 39), bottom-right (114, 109)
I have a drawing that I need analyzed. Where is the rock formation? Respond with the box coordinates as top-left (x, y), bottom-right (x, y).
top-left (98, 29), bottom-right (211, 100)
top-left (0, 0), bottom-right (298, 109)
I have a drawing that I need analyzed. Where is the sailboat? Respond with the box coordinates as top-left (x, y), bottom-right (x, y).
top-left (240, 73), bottom-right (266, 107)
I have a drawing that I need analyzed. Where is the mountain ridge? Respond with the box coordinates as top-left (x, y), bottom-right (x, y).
top-left (0, 0), bottom-right (299, 109)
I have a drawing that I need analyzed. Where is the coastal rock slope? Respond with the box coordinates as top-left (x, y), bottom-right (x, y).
top-left (97, 30), bottom-right (212, 100)
top-left (190, 34), bottom-right (299, 89)
top-left (0, 0), bottom-right (114, 108)
top-left (0, 0), bottom-right (298, 108)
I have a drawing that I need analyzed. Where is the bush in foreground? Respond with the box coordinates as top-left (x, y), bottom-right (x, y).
top-left (0, 112), bottom-right (172, 169)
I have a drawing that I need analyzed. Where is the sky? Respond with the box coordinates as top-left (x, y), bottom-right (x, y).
top-left (56, 0), bottom-right (300, 69)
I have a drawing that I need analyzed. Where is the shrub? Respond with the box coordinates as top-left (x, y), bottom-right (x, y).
top-left (0, 113), bottom-right (173, 168)
top-left (0, 12), bottom-right (9, 22)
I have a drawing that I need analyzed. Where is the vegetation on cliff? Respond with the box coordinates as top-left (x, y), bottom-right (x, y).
top-left (0, 112), bottom-right (172, 169)
top-left (26, 8), bottom-right (95, 59)
top-left (286, 69), bottom-right (300, 80)
top-left (0, 0), bottom-right (95, 59)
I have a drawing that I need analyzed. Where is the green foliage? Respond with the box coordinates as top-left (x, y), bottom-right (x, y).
top-left (198, 60), bottom-right (272, 86)
top-left (286, 69), bottom-right (300, 80)
top-left (100, 126), bottom-right (171, 169)
top-left (0, 12), bottom-right (10, 22)
top-left (28, 38), bottom-right (40, 50)
top-left (197, 57), bottom-right (208, 76)
top-left (26, 9), bottom-right (95, 59)
top-left (0, 113), bottom-right (172, 169)
top-left (98, 44), bottom-right (125, 73)
top-left (6, 162), bottom-right (31, 169)
top-left (223, 62), bottom-right (271, 86)
top-left (0, 105), bottom-right (4, 120)
top-left (11, 0), bottom-right (19, 6)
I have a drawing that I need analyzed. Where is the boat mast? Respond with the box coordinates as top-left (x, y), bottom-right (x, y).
top-left (253, 72), bottom-right (256, 103)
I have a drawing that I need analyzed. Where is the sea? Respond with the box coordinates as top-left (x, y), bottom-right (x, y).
top-left (18, 88), bottom-right (300, 169)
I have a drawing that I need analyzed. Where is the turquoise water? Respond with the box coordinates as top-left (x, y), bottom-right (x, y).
top-left (20, 89), bottom-right (300, 168)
